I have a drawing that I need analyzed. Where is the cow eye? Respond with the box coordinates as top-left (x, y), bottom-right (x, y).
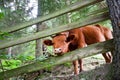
top-left (52, 42), bottom-right (54, 45)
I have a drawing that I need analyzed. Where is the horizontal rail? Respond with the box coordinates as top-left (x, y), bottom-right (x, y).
top-left (0, 0), bottom-right (103, 33)
top-left (87, 7), bottom-right (108, 16)
top-left (0, 12), bottom-right (109, 49)
top-left (0, 39), bottom-right (114, 79)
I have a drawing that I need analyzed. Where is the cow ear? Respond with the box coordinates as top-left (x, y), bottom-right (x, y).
top-left (43, 39), bottom-right (53, 46)
top-left (66, 35), bottom-right (75, 42)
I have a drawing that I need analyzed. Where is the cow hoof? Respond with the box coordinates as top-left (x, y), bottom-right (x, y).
top-left (79, 69), bottom-right (84, 72)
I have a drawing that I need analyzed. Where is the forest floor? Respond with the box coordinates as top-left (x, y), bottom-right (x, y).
top-left (33, 54), bottom-right (110, 80)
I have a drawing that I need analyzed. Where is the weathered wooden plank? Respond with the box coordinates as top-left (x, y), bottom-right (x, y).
top-left (0, 0), bottom-right (103, 33)
top-left (87, 7), bottom-right (108, 16)
top-left (0, 39), bottom-right (114, 79)
top-left (0, 12), bottom-right (109, 49)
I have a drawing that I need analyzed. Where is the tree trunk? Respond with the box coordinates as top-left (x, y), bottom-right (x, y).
top-left (35, 0), bottom-right (43, 58)
top-left (35, 23), bottom-right (43, 58)
top-left (66, 0), bottom-right (71, 23)
top-left (106, 0), bottom-right (120, 80)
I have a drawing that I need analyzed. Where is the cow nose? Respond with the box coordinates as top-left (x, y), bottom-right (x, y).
top-left (54, 48), bottom-right (62, 54)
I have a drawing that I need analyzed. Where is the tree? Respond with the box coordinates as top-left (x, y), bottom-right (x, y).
top-left (35, 0), bottom-right (43, 58)
top-left (106, 0), bottom-right (120, 80)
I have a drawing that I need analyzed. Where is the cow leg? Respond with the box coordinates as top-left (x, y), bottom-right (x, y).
top-left (72, 60), bottom-right (79, 75)
top-left (78, 59), bottom-right (83, 72)
top-left (77, 43), bottom-right (86, 72)
top-left (107, 52), bottom-right (112, 60)
top-left (108, 51), bottom-right (113, 62)
top-left (102, 52), bottom-right (112, 63)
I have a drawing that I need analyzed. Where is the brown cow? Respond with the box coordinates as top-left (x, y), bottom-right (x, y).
top-left (43, 24), bottom-right (113, 74)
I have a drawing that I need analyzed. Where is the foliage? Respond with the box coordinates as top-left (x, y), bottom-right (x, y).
top-left (0, 0), bottom-right (36, 72)
top-left (98, 20), bottom-right (112, 29)
top-left (0, 12), bottom-right (4, 19)
top-left (0, 31), bottom-right (9, 39)
top-left (1, 60), bottom-right (22, 70)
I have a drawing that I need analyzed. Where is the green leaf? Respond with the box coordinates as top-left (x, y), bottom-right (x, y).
top-left (0, 12), bottom-right (4, 19)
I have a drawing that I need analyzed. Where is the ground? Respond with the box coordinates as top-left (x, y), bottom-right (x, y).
top-left (31, 54), bottom-right (110, 80)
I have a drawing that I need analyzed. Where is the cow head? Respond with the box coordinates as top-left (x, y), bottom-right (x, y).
top-left (43, 32), bottom-right (76, 56)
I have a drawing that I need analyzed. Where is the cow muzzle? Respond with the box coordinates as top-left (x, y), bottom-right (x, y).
top-left (54, 48), bottom-right (63, 56)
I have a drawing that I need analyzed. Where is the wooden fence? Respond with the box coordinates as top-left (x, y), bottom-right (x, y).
top-left (0, 0), bottom-right (114, 79)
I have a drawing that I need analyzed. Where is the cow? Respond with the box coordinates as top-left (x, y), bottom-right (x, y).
top-left (43, 24), bottom-right (113, 75)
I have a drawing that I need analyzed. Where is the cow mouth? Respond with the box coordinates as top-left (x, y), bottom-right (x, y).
top-left (55, 52), bottom-right (64, 56)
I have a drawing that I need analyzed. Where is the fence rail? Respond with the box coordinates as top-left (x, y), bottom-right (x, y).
top-left (0, 12), bottom-right (109, 50)
top-left (0, 0), bottom-right (103, 33)
top-left (0, 39), bottom-right (114, 79)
